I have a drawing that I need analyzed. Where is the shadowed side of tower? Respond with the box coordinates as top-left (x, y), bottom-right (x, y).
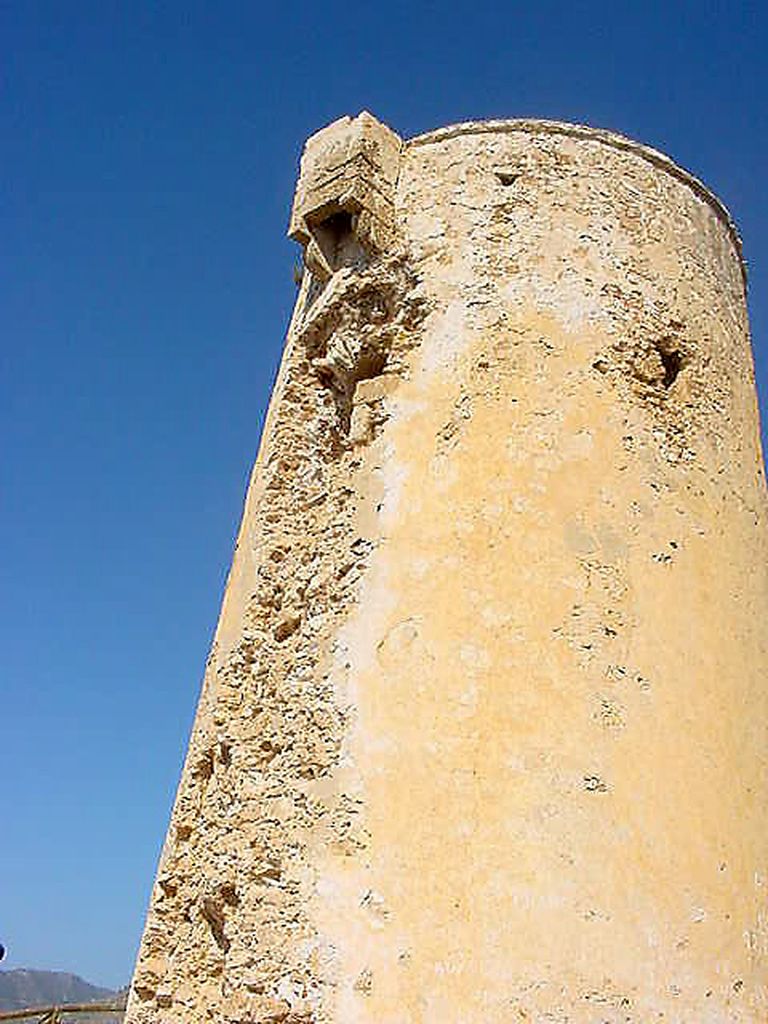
top-left (125, 113), bottom-right (768, 1023)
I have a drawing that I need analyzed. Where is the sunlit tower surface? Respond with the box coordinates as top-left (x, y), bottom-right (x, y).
top-left (126, 113), bottom-right (768, 1023)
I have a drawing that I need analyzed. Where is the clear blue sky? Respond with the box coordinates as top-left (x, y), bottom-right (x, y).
top-left (2, 0), bottom-right (766, 990)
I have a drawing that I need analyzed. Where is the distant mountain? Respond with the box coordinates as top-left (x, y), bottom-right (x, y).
top-left (0, 968), bottom-right (118, 1011)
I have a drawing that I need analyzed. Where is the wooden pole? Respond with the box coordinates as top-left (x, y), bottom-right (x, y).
top-left (0, 1004), bottom-right (124, 1021)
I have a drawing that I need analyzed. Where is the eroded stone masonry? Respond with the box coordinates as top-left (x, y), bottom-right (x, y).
top-left (125, 114), bottom-right (768, 1023)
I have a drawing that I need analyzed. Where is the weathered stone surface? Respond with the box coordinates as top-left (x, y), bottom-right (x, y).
top-left (125, 114), bottom-right (768, 1022)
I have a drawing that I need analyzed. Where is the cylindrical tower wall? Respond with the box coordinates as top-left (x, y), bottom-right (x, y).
top-left (125, 115), bottom-right (768, 1024)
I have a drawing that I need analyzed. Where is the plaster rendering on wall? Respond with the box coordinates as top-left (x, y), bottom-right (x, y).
top-left (125, 113), bottom-right (768, 1023)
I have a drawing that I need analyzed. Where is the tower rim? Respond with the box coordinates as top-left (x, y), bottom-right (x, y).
top-left (407, 117), bottom-right (745, 281)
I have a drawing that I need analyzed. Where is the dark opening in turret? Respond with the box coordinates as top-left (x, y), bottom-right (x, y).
top-left (313, 210), bottom-right (366, 272)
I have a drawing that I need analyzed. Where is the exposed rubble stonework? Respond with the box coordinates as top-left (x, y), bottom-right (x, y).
top-left (125, 113), bottom-right (768, 1023)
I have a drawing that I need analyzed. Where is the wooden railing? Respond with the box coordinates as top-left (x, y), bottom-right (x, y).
top-left (0, 1004), bottom-right (125, 1022)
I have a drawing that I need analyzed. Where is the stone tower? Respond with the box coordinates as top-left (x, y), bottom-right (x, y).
top-left (125, 114), bottom-right (768, 1022)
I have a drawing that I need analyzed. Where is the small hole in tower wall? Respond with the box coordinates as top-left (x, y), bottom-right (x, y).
top-left (495, 170), bottom-right (520, 186)
top-left (659, 347), bottom-right (682, 388)
top-left (354, 350), bottom-right (388, 384)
